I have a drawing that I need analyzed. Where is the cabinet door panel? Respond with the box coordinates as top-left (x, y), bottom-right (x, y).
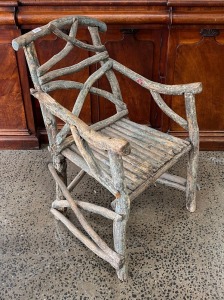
top-left (166, 28), bottom-right (224, 149)
top-left (0, 44), bottom-right (27, 129)
top-left (0, 29), bottom-right (38, 149)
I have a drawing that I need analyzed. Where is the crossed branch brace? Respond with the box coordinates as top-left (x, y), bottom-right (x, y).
top-left (49, 164), bottom-right (124, 270)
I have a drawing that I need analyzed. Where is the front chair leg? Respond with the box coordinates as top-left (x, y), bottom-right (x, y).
top-left (53, 154), bottom-right (67, 213)
top-left (186, 147), bottom-right (199, 212)
top-left (113, 192), bottom-right (130, 281)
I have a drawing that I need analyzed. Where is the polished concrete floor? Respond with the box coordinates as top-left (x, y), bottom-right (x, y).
top-left (0, 148), bottom-right (224, 300)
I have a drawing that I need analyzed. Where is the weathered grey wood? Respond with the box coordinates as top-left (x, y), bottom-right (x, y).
top-left (92, 144), bottom-right (149, 188)
top-left (92, 145), bottom-right (149, 179)
top-left (37, 19), bottom-right (78, 76)
top-left (52, 154), bottom-right (67, 206)
top-left (67, 170), bottom-right (86, 192)
top-left (13, 15), bottom-right (202, 281)
top-left (184, 93), bottom-right (199, 212)
top-left (111, 123), bottom-right (175, 158)
top-left (63, 146), bottom-right (117, 196)
top-left (159, 173), bottom-right (186, 186)
top-left (158, 173), bottom-right (198, 191)
top-left (89, 27), bottom-right (124, 112)
top-left (72, 60), bottom-right (112, 116)
top-left (150, 90), bottom-right (188, 130)
top-left (156, 177), bottom-right (186, 192)
top-left (70, 130), bottom-right (118, 196)
top-left (70, 125), bottom-right (100, 176)
top-left (52, 199), bottom-right (122, 221)
top-left (116, 119), bottom-right (184, 152)
top-left (42, 81), bottom-right (127, 111)
top-left (54, 135), bottom-right (75, 154)
top-left (121, 118), bottom-right (189, 147)
top-left (108, 151), bottom-right (130, 281)
top-left (112, 59), bottom-right (202, 95)
top-left (156, 173), bottom-right (199, 192)
top-left (12, 16), bottom-right (107, 51)
top-left (51, 208), bottom-right (120, 269)
top-left (24, 43), bottom-right (68, 208)
top-left (24, 43), bottom-right (41, 89)
top-left (48, 163), bottom-right (121, 265)
top-left (55, 60), bottom-right (125, 146)
top-left (102, 127), bottom-right (168, 164)
top-left (108, 124), bottom-right (170, 161)
top-left (39, 51), bottom-right (109, 84)
top-left (48, 23), bottom-right (106, 53)
top-left (24, 43), bottom-right (58, 147)
top-left (101, 128), bottom-right (162, 168)
top-left (129, 145), bottom-right (192, 202)
top-left (31, 89), bottom-right (130, 155)
top-left (25, 52), bottom-right (66, 213)
top-left (91, 110), bottom-right (128, 131)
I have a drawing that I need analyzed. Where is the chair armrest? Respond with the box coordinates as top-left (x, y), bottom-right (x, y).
top-left (112, 59), bottom-right (202, 95)
top-left (31, 89), bottom-right (130, 156)
top-left (111, 59), bottom-right (202, 131)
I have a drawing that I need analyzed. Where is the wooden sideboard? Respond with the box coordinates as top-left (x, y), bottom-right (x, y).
top-left (1, 0), bottom-right (224, 150)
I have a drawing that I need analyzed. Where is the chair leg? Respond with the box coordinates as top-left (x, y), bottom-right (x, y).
top-left (186, 147), bottom-right (199, 212)
top-left (113, 192), bottom-right (130, 281)
top-left (53, 154), bottom-right (67, 213)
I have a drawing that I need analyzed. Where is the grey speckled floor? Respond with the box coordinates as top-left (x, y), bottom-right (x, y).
top-left (0, 148), bottom-right (224, 300)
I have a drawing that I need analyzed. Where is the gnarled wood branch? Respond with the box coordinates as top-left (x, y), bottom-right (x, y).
top-left (49, 163), bottom-right (121, 266)
top-left (37, 19), bottom-right (79, 76)
top-left (42, 80), bottom-right (127, 110)
top-left (89, 27), bottom-right (124, 112)
top-left (31, 89), bottom-right (130, 156)
top-left (12, 16), bottom-right (107, 51)
top-left (39, 51), bottom-right (109, 84)
top-left (112, 59), bottom-right (202, 95)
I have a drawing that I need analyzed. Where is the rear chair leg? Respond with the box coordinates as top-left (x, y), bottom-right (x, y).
top-left (113, 192), bottom-right (130, 281)
top-left (53, 154), bottom-right (67, 213)
top-left (186, 147), bottom-right (199, 212)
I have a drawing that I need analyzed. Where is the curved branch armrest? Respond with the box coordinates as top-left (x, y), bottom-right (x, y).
top-left (31, 89), bottom-right (130, 156)
top-left (12, 16), bottom-right (107, 51)
top-left (112, 59), bottom-right (202, 95)
top-left (111, 59), bottom-right (202, 130)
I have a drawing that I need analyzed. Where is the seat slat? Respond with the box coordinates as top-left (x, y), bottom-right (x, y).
top-left (111, 123), bottom-right (175, 157)
top-left (91, 147), bottom-right (145, 191)
top-left (102, 127), bottom-right (168, 166)
top-left (121, 118), bottom-right (190, 147)
top-left (116, 119), bottom-right (185, 153)
top-left (68, 144), bottom-right (135, 193)
top-left (101, 128), bottom-right (163, 169)
top-left (92, 145), bottom-right (151, 176)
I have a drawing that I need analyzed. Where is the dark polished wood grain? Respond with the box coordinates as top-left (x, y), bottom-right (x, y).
top-left (16, 5), bottom-right (169, 27)
top-left (166, 26), bottom-right (224, 150)
top-left (168, 0), bottom-right (224, 6)
top-left (19, 0), bottom-right (167, 5)
top-left (1, 1), bottom-right (224, 149)
top-left (0, 6), bottom-right (38, 149)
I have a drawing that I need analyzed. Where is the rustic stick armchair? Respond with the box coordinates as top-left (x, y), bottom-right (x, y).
top-left (12, 16), bottom-right (202, 281)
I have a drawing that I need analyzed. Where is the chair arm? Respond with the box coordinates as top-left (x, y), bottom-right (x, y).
top-left (111, 59), bottom-right (202, 130)
top-left (12, 16), bottom-right (107, 51)
top-left (112, 59), bottom-right (202, 95)
top-left (31, 89), bottom-right (130, 156)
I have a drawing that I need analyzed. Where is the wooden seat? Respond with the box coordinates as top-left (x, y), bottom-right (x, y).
top-left (12, 16), bottom-right (202, 281)
top-left (63, 117), bottom-right (191, 199)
